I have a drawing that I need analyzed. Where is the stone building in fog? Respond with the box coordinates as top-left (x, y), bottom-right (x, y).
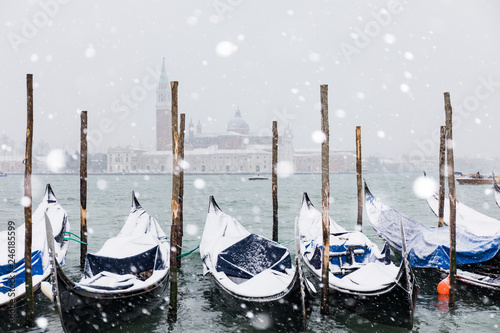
top-left (107, 59), bottom-right (356, 174)
top-left (155, 58), bottom-right (171, 151)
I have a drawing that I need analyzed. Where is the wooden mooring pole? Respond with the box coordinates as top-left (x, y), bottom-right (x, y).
top-left (356, 126), bottom-right (362, 232)
top-left (444, 92), bottom-right (457, 306)
top-left (320, 84), bottom-right (330, 315)
top-left (177, 113), bottom-right (185, 269)
top-left (80, 111), bottom-right (88, 270)
top-left (438, 125), bottom-right (446, 228)
top-left (24, 73), bottom-right (35, 327)
top-left (167, 81), bottom-right (180, 323)
top-left (272, 121), bottom-right (278, 242)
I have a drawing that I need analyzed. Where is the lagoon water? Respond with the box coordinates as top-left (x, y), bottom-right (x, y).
top-left (1, 172), bottom-right (499, 332)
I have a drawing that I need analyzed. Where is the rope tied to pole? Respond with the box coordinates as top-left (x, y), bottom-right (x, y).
top-left (64, 231), bottom-right (82, 240)
top-left (63, 237), bottom-right (88, 245)
top-left (177, 244), bottom-right (200, 258)
top-left (277, 239), bottom-right (295, 245)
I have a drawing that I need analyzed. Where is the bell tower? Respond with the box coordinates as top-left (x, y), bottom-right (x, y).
top-left (156, 58), bottom-right (171, 151)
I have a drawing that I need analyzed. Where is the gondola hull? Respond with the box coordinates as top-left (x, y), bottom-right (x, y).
top-left (207, 261), bottom-right (315, 331)
top-left (297, 192), bottom-right (417, 329)
top-left (54, 261), bottom-right (169, 333)
top-left (414, 267), bottom-right (500, 300)
top-left (201, 196), bottom-right (316, 331)
top-left (365, 181), bottom-right (500, 302)
top-left (0, 283), bottom-right (43, 329)
top-left (316, 262), bottom-right (417, 329)
top-left (0, 184), bottom-right (69, 330)
top-left (456, 271), bottom-right (500, 299)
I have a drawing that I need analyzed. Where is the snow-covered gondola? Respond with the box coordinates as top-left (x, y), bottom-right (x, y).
top-left (45, 192), bottom-right (169, 333)
top-left (426, 191), bottom-right (500, 236)
top-left (200, 196), bottom-right (315, 331)
top-left (494, 175), bottom-right (500, 209)
top-left (0, 184), bottom-right (69, 328)
top-left (296, 193), bottom-right (417, 329)
top-left (365, 182), bottom-right (500, 298)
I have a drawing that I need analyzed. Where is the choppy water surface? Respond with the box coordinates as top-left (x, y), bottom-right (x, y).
top-left (1, 172), bottom-right (499, 332)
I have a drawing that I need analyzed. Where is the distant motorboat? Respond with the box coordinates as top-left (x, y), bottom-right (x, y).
top-left (0, 172), bottom-right (6, 177)
top-left (248, 174), bottom-right (268, 180)
top-left (456, 172), bottom-right (498, 185)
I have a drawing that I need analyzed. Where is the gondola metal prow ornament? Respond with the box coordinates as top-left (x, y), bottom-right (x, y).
top-left (297, 255), bottom-right (307, 332)
top-left (399, 212), bottom-right (415, 328)
top-left (44, 212), bottom-right (66, 332)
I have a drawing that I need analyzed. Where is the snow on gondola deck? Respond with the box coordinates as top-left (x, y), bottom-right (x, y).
top-left (200, 195), bottom-right (315, 330)
top-left (0, 184), bottom-right (69, 328)
top-left (296, 192), bottom-right (417, 329)
top-left (45, 192), bottom-right (169, 333)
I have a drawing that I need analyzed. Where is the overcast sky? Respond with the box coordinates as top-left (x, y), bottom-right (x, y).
top-left (1, 0), bottom-right (499, 161)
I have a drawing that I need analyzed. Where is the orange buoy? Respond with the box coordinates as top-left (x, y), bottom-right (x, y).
top-left (437, 276), bottom-right (450, 295)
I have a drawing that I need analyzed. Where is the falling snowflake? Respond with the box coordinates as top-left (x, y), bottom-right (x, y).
top-left (215, 41), bottom-right (238, 57)
top-left (311, 130), bottom-right (326, 144)
top-left (413, 175), bottom-right (437, 199)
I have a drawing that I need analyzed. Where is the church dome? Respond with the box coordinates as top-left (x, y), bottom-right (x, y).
top-left (227, 109), bottom-right (249, 134)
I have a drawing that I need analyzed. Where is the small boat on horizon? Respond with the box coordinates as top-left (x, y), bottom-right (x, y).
top-left (0, 172), bottom-right (6, 177)
top-left (248, 174), bottom-right (268, 180)
top-left (456, 172), bottom-right (498, 185)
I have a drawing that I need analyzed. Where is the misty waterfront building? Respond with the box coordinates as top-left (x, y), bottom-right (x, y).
top-left (106, 59), bottom-right (355, 174)
top-left (106, 109), bottom-right (356, 174)
top-left (156, 58), bottom-right (171, 151)
top-left (107, 109), bottom-right (295, 174)
top-left (294, 149), bottom-right (356, 173)
top-left (0, 155), bottom-right (28, 174)
top-left (185, 109), bottom-right (285, 150)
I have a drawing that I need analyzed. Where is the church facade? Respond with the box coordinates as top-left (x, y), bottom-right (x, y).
top-left (107, 60), bottom-right (356, 174)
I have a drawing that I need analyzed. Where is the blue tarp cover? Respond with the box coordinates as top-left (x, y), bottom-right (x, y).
top-left (366, 195), bottom-right (500, 269)
top-left (0, 250), bottom-right (44, 293)
top-left (305, 238), bottom-right (372, 270)
top-left (84, 245), bottom-right (163, 278)
top-left (216, 234), bottom-right (291, 279)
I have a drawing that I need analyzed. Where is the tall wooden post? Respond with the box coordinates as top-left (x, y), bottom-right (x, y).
top-left (177, 113), bottom-right (185, 269)
top-left (24, 73), bottom-right (35, 327)
top-left (356, 126), bottom-right (362, 232)
top-left (438, 125), bottom-right (446, 228)
top-left (167, 81), bottom-right (180, 323)
top-left (444, 92), bottom-right (457, 306)
top-left (272, 121), bottom-right (279, 242)
top-left (320, 84), bottom-right (330, 315)
top-left (80, 111), bottom-right (88, 270)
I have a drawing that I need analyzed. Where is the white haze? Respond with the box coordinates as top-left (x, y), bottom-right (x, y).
top-left (0, 0), bottom-right (499, 163)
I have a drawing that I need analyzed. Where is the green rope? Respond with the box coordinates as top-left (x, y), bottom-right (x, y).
top-left (63, 237), bottom-right (88, 245)
top-left (278, 239), bottom-right (295, 245)
top-left (64, 231), bottom-right (82, 240)
top-left (177, 244), bottom-right (200, 258)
